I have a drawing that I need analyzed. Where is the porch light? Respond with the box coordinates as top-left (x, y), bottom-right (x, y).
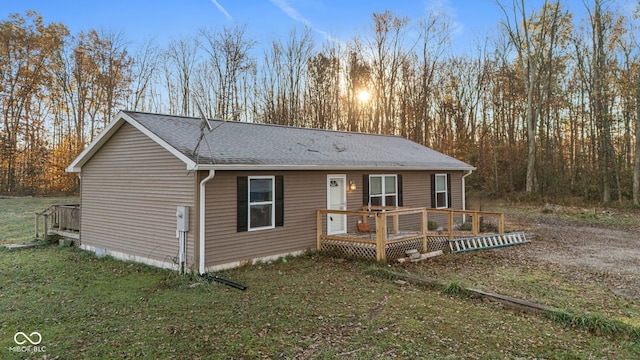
top-left (349, 181), bottom-right (357, 191)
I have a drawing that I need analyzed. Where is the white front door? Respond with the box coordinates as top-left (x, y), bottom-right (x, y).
top-left (327, 175), bottom-right (347, 235)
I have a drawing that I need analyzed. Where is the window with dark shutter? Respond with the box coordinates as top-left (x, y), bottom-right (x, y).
top-left (237, 176), bottom-right (248, 232)
top-left (364, 174), bottom-right (401, 208)
top-left (446, 174), bottom-right (452, 209)
top-left (362, 174), bottom-right (369, 206)
top-left (237, 175), bottom-right (284, 232)
top-left (397, 174), bottom-right (403, 206)
top-left (432, 173), bottom-right (450, 209)
top-left (275, 176), bottom-right (284, 227)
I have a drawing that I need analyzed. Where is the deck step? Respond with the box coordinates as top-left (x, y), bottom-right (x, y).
top-left (449, 232), bottom-right (529, 253)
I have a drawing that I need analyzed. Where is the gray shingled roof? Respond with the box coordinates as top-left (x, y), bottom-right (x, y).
top-left (122, 111), bottom-right (474, 171)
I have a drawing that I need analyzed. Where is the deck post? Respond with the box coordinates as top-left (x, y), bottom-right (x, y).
top-left (448, 211), bottom-right (454, 239)
top-left (421, 210), bottom-right (428, 252)
top-left (392, 214), bottom-right (399, 234)
top-left (375, 212), bottom-right (386, 261)
top-left (472, 211), bottom-right (479, 235)
top-left (499, 213), bottom-right (505, 233)
top-left (316, 210), bottom-right (323, 250)
top-left (59, 206), bottom-right (65, 230)
top-left (43, 214), bottom-right (49, 240)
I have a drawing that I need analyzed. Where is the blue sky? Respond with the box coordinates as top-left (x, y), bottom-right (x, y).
top-left (1, 0), bottom-right (636, 54)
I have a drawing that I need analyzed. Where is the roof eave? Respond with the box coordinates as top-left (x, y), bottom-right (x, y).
top-left (191, 164), bottom-right (476, 172)
top-left (65, 113), bottom-right (127, 173)
top-left (66, 111), bottom-right (197, 173)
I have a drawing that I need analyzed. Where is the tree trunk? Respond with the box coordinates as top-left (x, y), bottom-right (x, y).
top-left (634, 78), bottom-right (640, 205)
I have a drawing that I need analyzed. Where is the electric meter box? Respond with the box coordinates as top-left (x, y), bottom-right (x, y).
top-left (176, 206), bottom-right (189, 232)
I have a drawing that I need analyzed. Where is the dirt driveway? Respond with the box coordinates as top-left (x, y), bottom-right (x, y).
top-left (503, 211), bottom-right (640, 299)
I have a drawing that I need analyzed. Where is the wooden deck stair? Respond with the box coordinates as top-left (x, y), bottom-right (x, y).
top-left (35, 204), bottom-right (81, 241)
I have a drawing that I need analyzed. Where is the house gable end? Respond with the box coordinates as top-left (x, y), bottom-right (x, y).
top-left (67, 111), bottom-right (196, 173)
top-left (80, 122), bottom-right (197, 269)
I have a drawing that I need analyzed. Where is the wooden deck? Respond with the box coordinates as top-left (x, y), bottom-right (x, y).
top-left (35, 204), bottom-right (81, 241)
top-left (320, 230), bottom-right (423, 244)
top-left (317, 206), bottom-right (505, 261)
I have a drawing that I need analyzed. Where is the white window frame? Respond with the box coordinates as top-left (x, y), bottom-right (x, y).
top-left (248, 176), bottom-right (275, 231)
top-left (369, 174), bottom-right (398, 208)
top-left (434, 173), bottom-right (448, 209)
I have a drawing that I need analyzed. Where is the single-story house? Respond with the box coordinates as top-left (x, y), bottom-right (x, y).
top-left (67, 111), bottom-right (475, 273)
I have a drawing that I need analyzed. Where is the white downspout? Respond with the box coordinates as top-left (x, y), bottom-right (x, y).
top-left (462, 170), bottom-right (473, 223)
top-left (462, 170), bottom-right (473, 211)
top-left (199, 170), bottom-right (216, 275)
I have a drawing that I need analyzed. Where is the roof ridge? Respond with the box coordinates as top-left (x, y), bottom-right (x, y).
top-left (122, 110), bottom-right (404, 139)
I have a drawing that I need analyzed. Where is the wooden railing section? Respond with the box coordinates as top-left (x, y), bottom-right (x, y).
top-left (418, 208), bottom-right (505, 237)
top-left (317, 206), bottom-right (504, 261)
top-left (35, 204), bottom-right (81, 239)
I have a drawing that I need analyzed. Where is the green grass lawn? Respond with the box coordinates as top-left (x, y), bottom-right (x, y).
top-left (1, 247), bottom-right (638, 359)
top-left (0, 196), bottom-right (78, 244)
top-left (1, 197), bottom-right (638, 359)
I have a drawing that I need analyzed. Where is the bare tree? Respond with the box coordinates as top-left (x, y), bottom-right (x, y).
top-left (259, 27), bottom-right (314, 126)
top-left (583, 0), bottom-right (625, 203)
top-left (307, 46), bottom-right (341, 129)
top-left (164, 37), bottom-right (199, 116)
top-left (367, 10), bottom-right (409, 135)
top-left (416, 13), bottom-right (451, 146)
top-left (343, 40), bottom-right (372, 132)
top-left (127, 39), bottom-right (160, 112)
top-left (498, 0), bottom-right (569, 193)
top-left (613, 4), bottom-right (640, 206)
top-left (199, 24), bottom-right (256, 120)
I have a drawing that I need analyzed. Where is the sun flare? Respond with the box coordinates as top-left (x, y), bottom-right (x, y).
top-left (357, 89), bottom-right (371, 103)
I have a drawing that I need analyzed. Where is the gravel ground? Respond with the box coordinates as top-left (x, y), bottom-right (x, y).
top-left (503, 211), bottom-right (640, 300)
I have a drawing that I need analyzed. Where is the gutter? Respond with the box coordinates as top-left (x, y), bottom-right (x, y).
top-left (199, 170), bottom-right (216, 274)
top-left (190, 164), bottom-right (477, 172)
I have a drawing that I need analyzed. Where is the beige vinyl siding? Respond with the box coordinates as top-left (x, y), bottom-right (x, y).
top-left (425, 171), bottom-right (465, 229)
top-left (204, 171), bottom-right (324, 267)
top-left (348, 171), bottom-right (465, 232)
top-left (81, 123), bottom-right (195, 267)
top-left (202, 170), bottom-right (465, 268)
top-left (448, 171), bottom-right (463, 209)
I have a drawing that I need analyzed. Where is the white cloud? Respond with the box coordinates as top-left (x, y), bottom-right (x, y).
top-left (426, 0), bottom-right (464, 35)
top-left (269, 0), bottom-right (343, 45)
top-left (210, 0), bottom-right (233, 21)
top-left (270, 0), bottom-right (313, 26)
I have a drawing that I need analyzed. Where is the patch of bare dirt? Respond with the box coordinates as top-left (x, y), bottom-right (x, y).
top-left (507, 214), bottom-right (640, 275)
top-left (404, 204), bottom-right (640, 301)
top-left (502, 212), bottom-right (640, 299)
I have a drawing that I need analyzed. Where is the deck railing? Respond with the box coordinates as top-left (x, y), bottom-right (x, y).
top-left (420, 208), bottom-right (504, 237)
top-left (35, 204), bottom-right (81, 239)
top-left (316, 206), bottom-right (504, 261)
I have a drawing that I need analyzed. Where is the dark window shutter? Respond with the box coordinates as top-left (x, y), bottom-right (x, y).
top-left (447, 174), bottom-right (452, 208)
top-left (430, 174), bottom-right (436, 208)
top-left (275, 175), bottom-right (284, 227)
top-left (237, 176), bottom-right (248, 232)
top-left (362, 174), bottom-right (369, 206)
top-left (397, 174), bottom-right (403, 207)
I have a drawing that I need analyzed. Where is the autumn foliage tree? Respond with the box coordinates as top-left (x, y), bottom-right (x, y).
top-left (2, 4), bottom-right (640, 206)
top-left (0, 11), bottom-right (67, 194)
